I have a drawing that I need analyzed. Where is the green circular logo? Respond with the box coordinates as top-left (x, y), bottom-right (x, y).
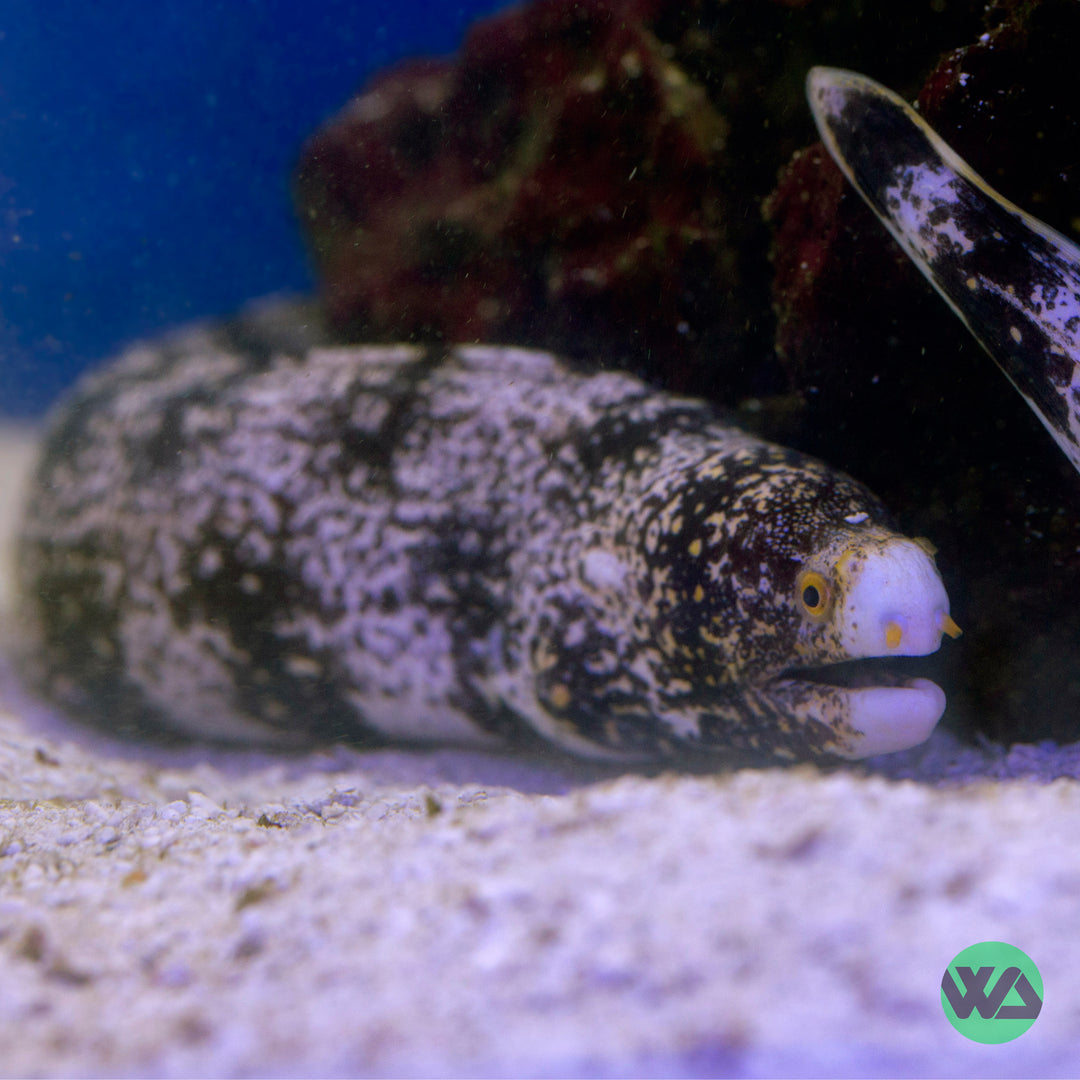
top-left (941, 941), bottom-right (1043, 1043)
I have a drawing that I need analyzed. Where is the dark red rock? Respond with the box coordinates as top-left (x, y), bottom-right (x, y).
top-left (295, 0), bottom-right (987, 405)
top-left (296, 0), bottom-right (741, 393)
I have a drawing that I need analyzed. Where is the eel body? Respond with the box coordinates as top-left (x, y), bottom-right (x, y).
top-left (808, 66), bottom-right (1080, 478)
top-left (17, 316), bottom-right (957, 761)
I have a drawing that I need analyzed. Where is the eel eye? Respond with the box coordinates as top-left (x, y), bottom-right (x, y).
top-left (797, 570), bottom-right (832, 620)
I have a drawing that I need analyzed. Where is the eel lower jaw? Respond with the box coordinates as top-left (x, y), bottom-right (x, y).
top-left (767, 658), bottom-right (946, 759)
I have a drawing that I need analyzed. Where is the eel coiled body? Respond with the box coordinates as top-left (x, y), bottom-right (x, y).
top-left (17, 311), bottom-right (957, 761)
top-left (808, 66), bottom-right (1080, 479)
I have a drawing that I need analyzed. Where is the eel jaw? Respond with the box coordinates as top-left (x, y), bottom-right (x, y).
top-left (839, 677), bottom-right (946, 758)
top-left (764, 672), bottom-right (946, 760)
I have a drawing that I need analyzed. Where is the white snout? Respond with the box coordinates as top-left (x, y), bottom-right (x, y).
top-left (836, 537), bottom-right (953, 658)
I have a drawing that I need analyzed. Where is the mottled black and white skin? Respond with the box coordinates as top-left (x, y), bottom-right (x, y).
top-left (808, 67), bottom-right (1080, 477)
top-left (17, 306), bottom-right (958, 762)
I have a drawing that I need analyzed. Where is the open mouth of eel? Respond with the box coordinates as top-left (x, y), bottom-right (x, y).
top-left (767, 653), bottom-right (953, 759)
top-left (790, 654), bottom-right (943, 689)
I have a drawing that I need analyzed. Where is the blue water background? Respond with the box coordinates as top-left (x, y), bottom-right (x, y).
top-left (0, 0), bottom-right (515, 417)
